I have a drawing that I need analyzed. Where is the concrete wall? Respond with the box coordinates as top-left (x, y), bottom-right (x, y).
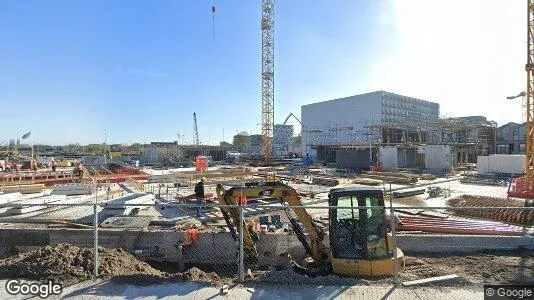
top-left (379, 147), bottom-right (398, 170)
top-left (301, 92), bottom-right (382, 157)
top-left (335, 149), bottom-right (373, 170)
top-left (396, 234), bottom-right (534, 253)
top-left (477, 154), bottom-right (525, 175)
top-left (419, 145), bottom-right (452, 173)
top-left (2, 229), bottom-right (534, 268)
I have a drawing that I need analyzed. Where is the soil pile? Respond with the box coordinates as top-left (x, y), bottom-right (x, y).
top-left (0, 244), bottom-right (225, 286)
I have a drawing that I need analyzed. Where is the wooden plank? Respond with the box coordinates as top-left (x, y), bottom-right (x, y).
top-left (402, 275), bottom-right (459, 286)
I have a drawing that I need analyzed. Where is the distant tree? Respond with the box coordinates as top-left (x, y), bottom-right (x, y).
top-left (233, 131), bottom-right (251, 151)
top-left (86, 144), bottom-right (103, 153)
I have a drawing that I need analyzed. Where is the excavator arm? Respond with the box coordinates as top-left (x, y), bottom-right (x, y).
top-left (280, 188), bottom-right (329, 262)
top-left (216, 185), bottom-right (259, 264)
top-left (216, 182), bottom-right (329, 265)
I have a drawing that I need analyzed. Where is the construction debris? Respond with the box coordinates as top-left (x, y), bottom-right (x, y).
top-left (460, 175), bottom-right (506, 186)
top-left (427, 186), bottom-right (451, 198)
top-left (311, 177), bottom-right (339, 187)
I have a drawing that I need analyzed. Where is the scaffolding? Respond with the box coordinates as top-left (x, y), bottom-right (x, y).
top-left (304, 116), bottom-right (497, 165)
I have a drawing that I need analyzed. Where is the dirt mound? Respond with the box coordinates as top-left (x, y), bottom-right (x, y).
top-left (0, 244), bottom-right (226, 286)
top-left (184, 267), bottom-right (221, 282)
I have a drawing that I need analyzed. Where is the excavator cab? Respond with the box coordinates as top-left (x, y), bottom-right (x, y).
top-left (328, 186), bottom-right (404, 276)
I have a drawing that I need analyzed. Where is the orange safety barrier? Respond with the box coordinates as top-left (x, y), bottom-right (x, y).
top-left (187, 228), bottom-right (199, 242)
top-left (233, 196), bottom-right (247, 206)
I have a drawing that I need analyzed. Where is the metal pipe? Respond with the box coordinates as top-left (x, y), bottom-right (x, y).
top-left (389, 182), bottom-right (399, 284)
top-left (93, 199), bottom-right (99, 277)
top-left (238, 185), bottom-right (244, 282)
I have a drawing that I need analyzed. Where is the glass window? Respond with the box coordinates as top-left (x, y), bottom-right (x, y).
top-left (336, 196), bottom-right (358, 221)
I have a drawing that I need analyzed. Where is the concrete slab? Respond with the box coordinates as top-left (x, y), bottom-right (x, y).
top-left (0, 279), bottom-right (485, 300)
top-left (100, 216), bottom-right (154, 228)
top-left (412, 286), bottom-right (483, 300)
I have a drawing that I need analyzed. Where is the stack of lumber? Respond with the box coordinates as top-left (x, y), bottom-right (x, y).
top-left (360, 171), bottom-right (418, 184)
top-left (2, 184), bottom-right (45, 194)
top-left (311, 177), bottom-right (339, 186)
top-left (352, 178), bottom-right (383, 186)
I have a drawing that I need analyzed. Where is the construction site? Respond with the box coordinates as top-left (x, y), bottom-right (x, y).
top-left (1, 1), bottom-right (534, 299)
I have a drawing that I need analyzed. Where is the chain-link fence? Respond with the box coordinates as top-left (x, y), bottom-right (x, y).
top-left (0, 194), bottom-right (532, 288)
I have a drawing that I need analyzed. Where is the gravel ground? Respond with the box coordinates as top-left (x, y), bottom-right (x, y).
top-left (246, 252), bottom-right (534, 286)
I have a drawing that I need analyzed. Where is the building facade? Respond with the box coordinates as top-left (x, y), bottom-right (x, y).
top-left (273, 124), bottom-right (294, 156)
top-left (301, 91), bottom-right (496, 172)
top-left (497, 122), bottom-right (526, 154)
top-left (301, 91), bottom-right (440, 157)
top-left (249, 134), bottom-right (263, 154)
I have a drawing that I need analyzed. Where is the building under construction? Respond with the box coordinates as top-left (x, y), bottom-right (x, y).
top-left (301, 91), bottom-right (496, 172)
top-left (139, 142), bottom-right (228, 165)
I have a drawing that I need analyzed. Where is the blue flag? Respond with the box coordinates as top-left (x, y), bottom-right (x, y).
top-left (22, 131), bottom-right (31, 140)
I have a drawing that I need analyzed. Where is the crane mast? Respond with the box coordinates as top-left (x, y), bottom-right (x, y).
top-left (261, 0), bottom-right (275, 164)
top-left (527, 0), bottom-right (534, 192)
top-left (193, 112), bottom-right (200, 146)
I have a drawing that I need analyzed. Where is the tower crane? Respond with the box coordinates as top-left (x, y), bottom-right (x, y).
top-left (193, 112), bottom-right (200, 146)
top-left (261, 0), bottom-right (275, 164)
top-left (508, 1), bottom-right (534, 198)
top-left (507, 91), bottom-right (527, 122)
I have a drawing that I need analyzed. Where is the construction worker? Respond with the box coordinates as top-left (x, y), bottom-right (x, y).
top-left (194, 177), bottom-right (206, 216)
top-left (75, 163), bottom-right (84, 177)
top-left (51, 160), bottom-right (57, 172)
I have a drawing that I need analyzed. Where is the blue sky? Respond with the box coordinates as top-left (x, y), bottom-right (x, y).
top-left (0, 1), bottom-right (525, 145)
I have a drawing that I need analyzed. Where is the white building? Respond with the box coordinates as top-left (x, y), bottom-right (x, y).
top-left (301, 91), bottom-right (439, 158)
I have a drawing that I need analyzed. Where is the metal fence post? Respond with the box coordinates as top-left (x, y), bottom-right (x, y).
top-left (93, 190), bottom-right (99, 277)
top-left (238, 205), bottom-right (245, 282)
top-left (389, 182), bottom-right (399, 284)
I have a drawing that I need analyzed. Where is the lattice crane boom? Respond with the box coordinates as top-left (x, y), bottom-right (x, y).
top-left (193, 112), bottom-right (200, 146)
top-left (527, 0), bottom-right (534, 191)
top-left (508, 0), bottom-right (534, 198)
top-left (261, 0), bottom-right (275, 163)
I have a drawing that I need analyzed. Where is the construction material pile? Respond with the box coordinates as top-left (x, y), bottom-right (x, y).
top-left (360, 171), bottom-right (418, 184)
top-left (427, 186), bottom-right (451, 198)
top-left (447, 195), bottom-right (534, 226)
top-left (352, 178), bottom-right (383, 186)
top-left (460, 175), bottom-right (507, 186)
top-left (0, 244), bottom-right (223, 285)
top-left (311, 177), bottom-right (339, 187)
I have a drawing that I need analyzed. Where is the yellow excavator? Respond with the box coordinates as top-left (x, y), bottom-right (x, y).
top-left (216, 181), bottom-right (405, 277)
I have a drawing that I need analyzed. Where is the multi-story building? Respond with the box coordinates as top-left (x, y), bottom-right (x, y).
top-left (497, 122), bottom-right (526, 154)
top-left (301, 91), bottom-right (439, 160)
top-left (249, 134), bottom-right (263, 154)
top-left (301, 91), bottom-right (496, 172)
